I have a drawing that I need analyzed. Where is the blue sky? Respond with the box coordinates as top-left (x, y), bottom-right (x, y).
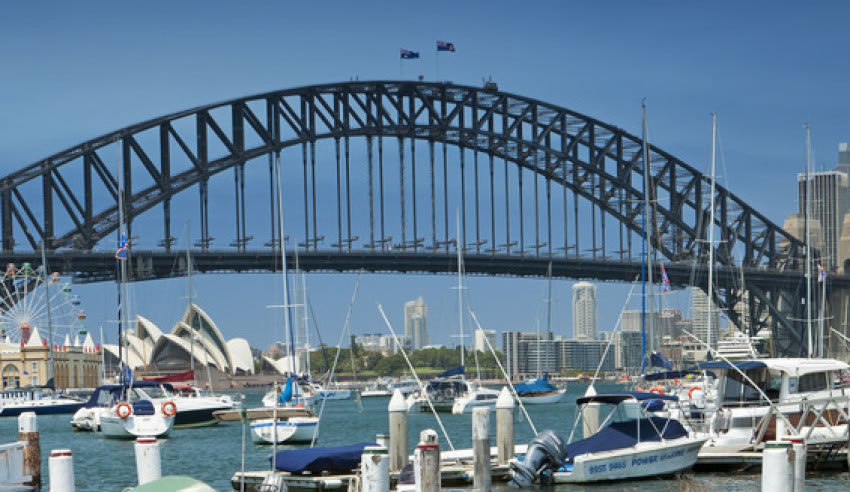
top-left (1, 2), bottom-right (849, 350)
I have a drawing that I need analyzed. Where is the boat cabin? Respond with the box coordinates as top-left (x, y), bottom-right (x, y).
top-left (696, 359), bottom-right (850, 408)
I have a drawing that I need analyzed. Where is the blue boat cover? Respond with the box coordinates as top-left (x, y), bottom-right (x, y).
top-left (437, 366), bottom-right (464, 378)
top-left (566, 417), bottom-right (688, 463)
top-left (650, 351), bottom-right (673, 370)
top-left (640, 399), bottom-right (666, 412)
top-left (279, 377), bottom-right (293, 404)
top-left (645, 370), bottom-right (700, 381)
top-left (575, 392), bottom-right (678, 406)
top-left (270, 442), bottom-right (376, 473)
top-left (689, 360), bottom-right (766, 371)
top-left (515, 377), bottom-right (558, 395)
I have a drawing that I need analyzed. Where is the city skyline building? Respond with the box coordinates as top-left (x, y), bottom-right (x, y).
top-left (691, 287), bottom-right (721, 349)
top-left (473, 328), bottom-right (497, 353)
top-left (404, 296), bottom-right (428, 350)
top-left (502, 331), bottom-right (557, 380)
top-left (572, 282), bottom-right (598, 340)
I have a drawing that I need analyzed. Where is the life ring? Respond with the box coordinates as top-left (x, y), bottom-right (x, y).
top-left (161, 401), bottom-right (177, 417)
top-left (649, 386), bottom-right (664, 395)
top-left (688, 386), bottom-right (703, 399)
top-left (116, 402), bottom-right (132, 419)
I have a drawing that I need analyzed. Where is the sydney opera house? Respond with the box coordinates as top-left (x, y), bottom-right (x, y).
top-left (103, 304), bottom-right (255, 376)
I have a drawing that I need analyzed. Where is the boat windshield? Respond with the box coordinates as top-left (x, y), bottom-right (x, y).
top-left (721, 368), bottom-right (782, 406)
top-left (134, 386), bottom-right (171, 400)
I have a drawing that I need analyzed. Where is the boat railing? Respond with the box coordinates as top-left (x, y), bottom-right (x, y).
top-left (0, 441), bottom-right (29, 485)
top-left (750, 394), bottom-right (850, 450)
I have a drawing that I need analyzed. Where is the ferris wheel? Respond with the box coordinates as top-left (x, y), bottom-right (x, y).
top-left (0, 262), bottom-right (87, 345)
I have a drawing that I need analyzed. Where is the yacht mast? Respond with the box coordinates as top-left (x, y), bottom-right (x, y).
top-left (456, 211), bottom-right (465, 369)
top-left (274, 153), bottom-right (297, 377)
top-left (708, 113), bottom-right (717, 353)
top-left (805, 124), bottom-right (813, 357)
top-left (116, 139), bottom-right (129, 383)
top-left (546, 262), bottom-right (552, 376)
top-left (40, 241), bottom-right (55, 384)
top-left (186, 222), bottom-right (195, 377)
top-left (640, 101), bottom-right (650, 374)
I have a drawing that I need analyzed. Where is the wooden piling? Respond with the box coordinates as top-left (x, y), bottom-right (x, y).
top-left (18, 412), bottom-right (40, 489)
top-left (496, 387), bottom-right (514, 465)
top-left (388, 389), bottom-right (408, 472)
top-left (472, 407), bottom-right (491, 491)
top-left (414, 429), bottom-right (440, 492)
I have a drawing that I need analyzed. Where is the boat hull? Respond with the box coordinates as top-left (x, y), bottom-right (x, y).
top-left (0, 400), bottom-right (85, 417)
top-left (250, 417), bottom-right (319, 444)
top-left (518, 389), bottom-right (566, 405)
top-left (318, 390), bottom-right (352, 400)
top-left (553, 437), bottom-right (706, 483)
top-left (100, 414), bottom-right (174, 439)
top-left (360, 390), bottom-right (391, 398)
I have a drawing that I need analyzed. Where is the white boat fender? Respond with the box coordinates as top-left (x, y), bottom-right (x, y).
top-left (508, 430), bottom-right (567, 487)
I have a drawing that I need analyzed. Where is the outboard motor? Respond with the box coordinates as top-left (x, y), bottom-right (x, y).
top-left (508, 430), bottom-right (568, 487)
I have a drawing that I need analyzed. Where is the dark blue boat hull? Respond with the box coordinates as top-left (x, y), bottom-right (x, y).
top-left (0, 402), bottom-right (85, 417)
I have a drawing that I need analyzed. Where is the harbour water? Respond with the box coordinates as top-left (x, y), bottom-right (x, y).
top-left (7, 383), bottom-right (848, 491)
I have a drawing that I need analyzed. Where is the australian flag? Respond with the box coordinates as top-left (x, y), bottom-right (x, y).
top-left (400, 49), bottom-right (420, 59)
top-left (436, 40), bottom-right (455, 52)
top-left (115, 232), bottom-right (129, 260)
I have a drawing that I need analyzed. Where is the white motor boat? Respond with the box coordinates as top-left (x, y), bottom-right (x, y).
top-left (509, 392), bottom-right (707, 485)
top-left (406, 374), bottom-right (470, 413)
top-left (451, 385), bottom-right (500, 414)
top-left (317, 387), bottom-right (352, 400)
top-left (360, 384), bottom-right (391, 398)
top-left (100, 398), bottom-right (175, 439)
top-left (250, 415), bottom-right (319, 444)
top-left (71, 382), bottom-right (165, 432)
top-left (0, 389), bottom-right (86, 417)
top-left (682, 358), bottom-right (850, 448)
top-left (160, 384), bottom-right (236, 428)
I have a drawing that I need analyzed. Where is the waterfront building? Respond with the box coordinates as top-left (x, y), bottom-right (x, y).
top-left (614, 331), bottom-right (643, 370)
top-left (404, 297), bottom-right (428, 350)
top-left (572, 282), bottom-right (598, 340)
top-left (354, 333), bottom-right (398, 356)
top-left (557, 339), bottom-right (613, 372)
top-left (473, 328), bottom-right (497, 352)
top-left (103, 304), bottom-right (255, 376)
top-left (0, 326), bottom-right (101, 389)
top-left (502, 331), bottom-right (557, 380)
top-left (691, 287), bottom-right (720, 350)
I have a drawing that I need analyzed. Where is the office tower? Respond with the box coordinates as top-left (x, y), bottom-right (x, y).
top-left (572, 282), bottom-right (598, 340)
top-left (502, 331), bottom-right (557, 380)
top-left (404, 296), bottom-right (428, 350)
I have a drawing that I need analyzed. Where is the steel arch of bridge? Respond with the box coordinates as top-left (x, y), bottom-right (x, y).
top-left (0, 81), bottom-right (826, 355)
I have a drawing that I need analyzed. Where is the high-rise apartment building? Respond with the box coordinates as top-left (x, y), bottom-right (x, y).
top-left (691, 287), bottom-right (720, 349)
top-left (572, 282), bottom-right (598, 340)
top-left (502, 331), bottom-right (557, 380)
top-left (473, 329), bottom-right (497, 352)
top-left (404, 296), bottom-right (428, 350)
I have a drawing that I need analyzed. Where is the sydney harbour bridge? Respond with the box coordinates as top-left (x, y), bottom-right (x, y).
top-left (2, 80), bottom-right (846, 356)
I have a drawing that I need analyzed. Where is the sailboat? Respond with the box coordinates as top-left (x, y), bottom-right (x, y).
top-left (251, 153), bottom-right (319, 444)
top-left (100, 143), bottom-right (175, 439)
top-left (515, 264), bottom-right (566, 405)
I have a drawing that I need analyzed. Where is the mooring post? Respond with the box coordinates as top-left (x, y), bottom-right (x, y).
top-left (135, 437), bottom-right (162, 485)
top-left (472, 407), bottom-right (491, 491)
top-left (762, 441), bottom-right (794, 492)
top-left (414, 429), bottom-right (440, 492)
top-left (496, 387), bottom-right (514, 465)
top-left (783, 436), bottom-right (806, 492)
top-left (18, 411), bottom-right (40, 489)
top-left (388, 389), bottom-right (409, 472)
top-left (361, 445), bottom-right (390, 492)
top-left (48, 449), bottom-right (75, 492)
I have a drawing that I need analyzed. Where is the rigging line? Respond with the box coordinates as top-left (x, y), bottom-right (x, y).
top-left (311, 269), bottom-right (363, 447)
top-left (468, 308), bottom-right (537, 435)
top-left (306, 296), bottom-right (331, 377)
top-left (590, 277), bottom-right (639, 384)
top-left (377, 303), bottom-right (456, 452)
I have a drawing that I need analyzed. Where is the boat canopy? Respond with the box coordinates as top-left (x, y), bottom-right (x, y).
top-left (649, 351), bottom-right (673, 370)
top-left (689, 360), bottom-right (767, 372)
top-left (83, 382), bottom-right (175, 408)
top-left (270, 442), bottom-right (375, 473)
top-left (575, 392), bottom-right (678, 406)
top-left (565, 417), bottom-right (688, 463)
top-left (515, 377), bottom-right (558, 395)
top-left (437, 366), bottom-right (464, 378)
